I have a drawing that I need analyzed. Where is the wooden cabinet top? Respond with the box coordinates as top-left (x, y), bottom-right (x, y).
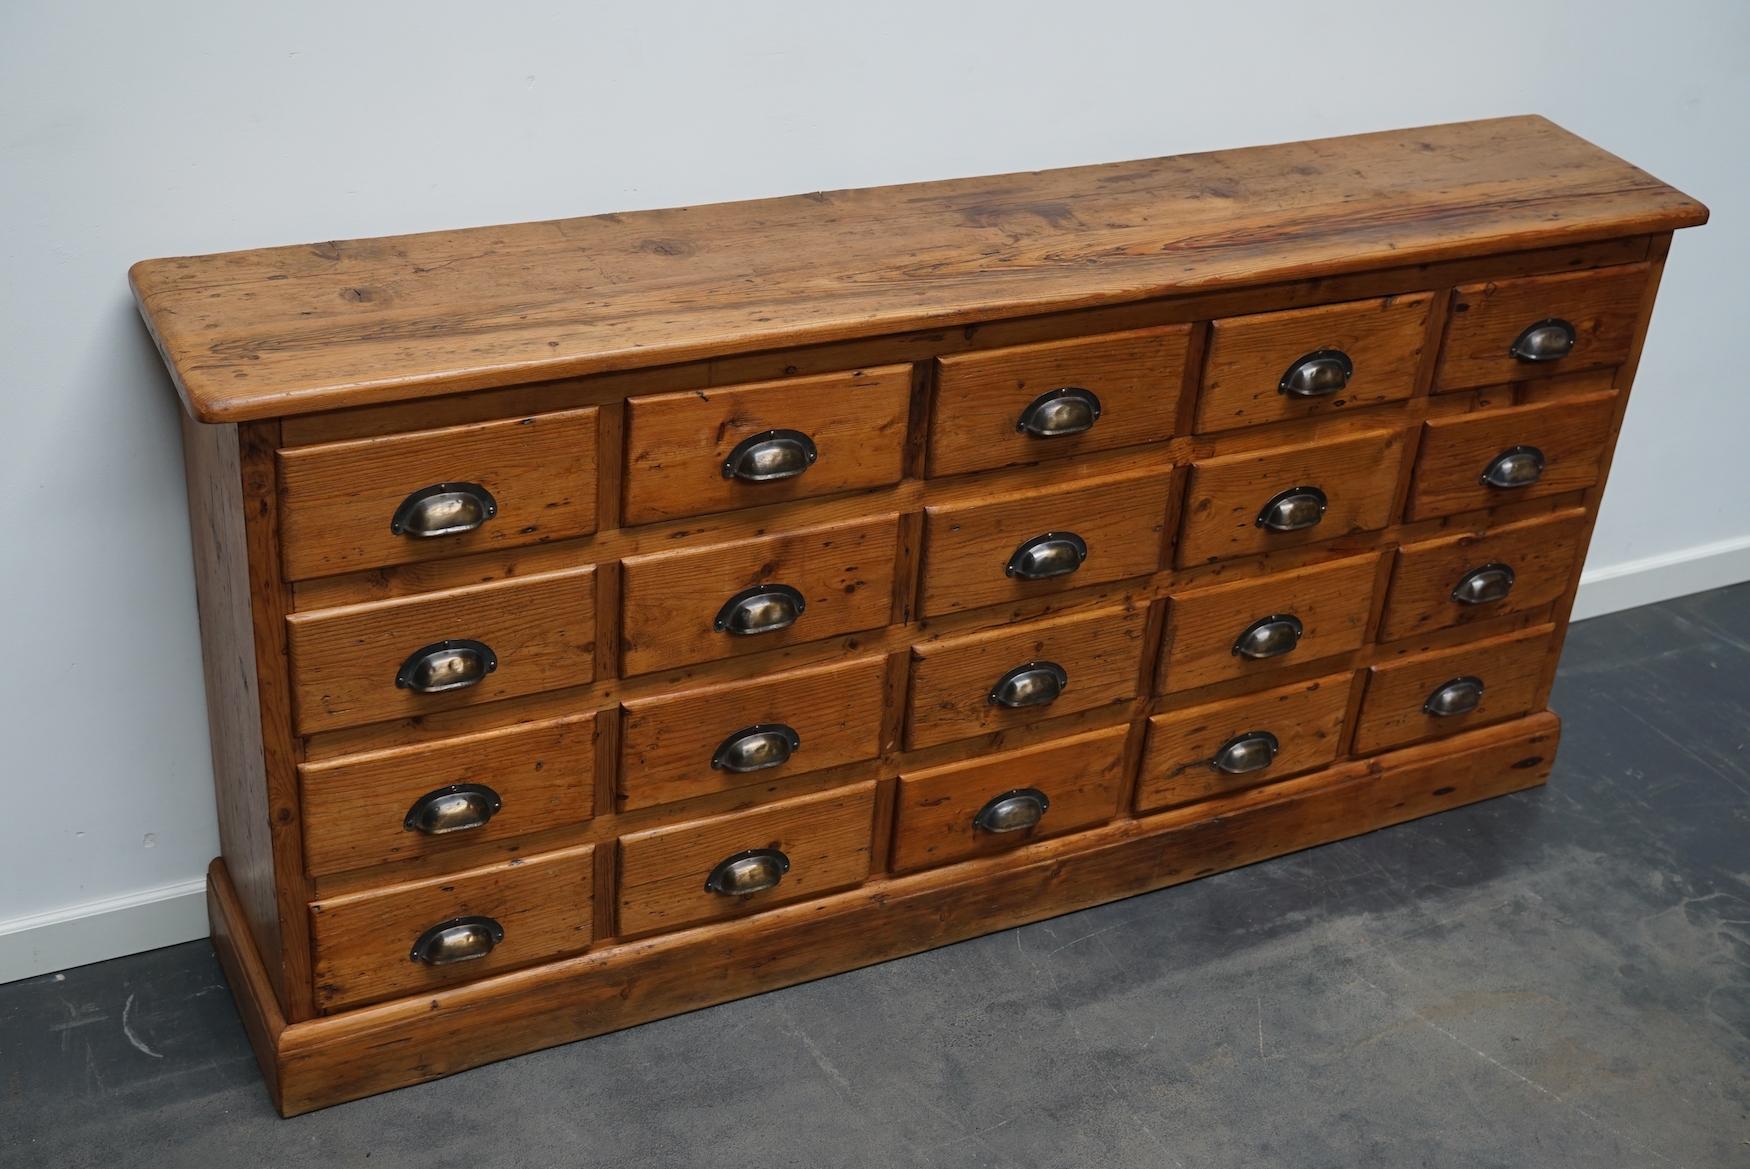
top-left (130, 115), bottom-right (1705, 423)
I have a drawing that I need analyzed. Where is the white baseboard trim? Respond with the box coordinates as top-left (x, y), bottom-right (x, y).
top-left (1573, 532), bottom-right (1750, 622)
top-left (0, 541), bottom-right (1743, 984)
top-left (0, 877), bottom-right (209, 985)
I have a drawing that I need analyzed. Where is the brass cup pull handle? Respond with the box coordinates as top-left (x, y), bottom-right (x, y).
top-left (714, 584), bottom-right (806, 636)
top-left (973, 787), bottom-right (1050, 834)
top-left (1232, 614), bottom-right (1304, 660)
top-left (403, 783), bottom-right (503, 835)
top-left (1256, 486), bottom-right (1329, 532)
top-left (988, 660), bottom-right (1069, 708)
top-left (1278, 349), bottom-right (1354, 398)
top-left (396, 639), bottom-right (498, 693)
top-left (705, 848), bottom-right (791, 896)
top-left (1211, 730), bottom-right (1281, 775)
top-left (1481, 445), bottom-right (1546, 489)
top-left (1424, 675), bottom-right (1485, 717)
top-left (390, 482), bottom-right (498, 538)
top-left (1452, 563), bottom-right (1516, 606)
top-left (722, 429), bottom-right (819, 482)
top-left (1017, 387), bottom-right (1102, 438)
top-left (1509, 318), bottom-right (1577, 363)
top-left (409, 915), bottom-right (504, 966)
top-left (712, 724), bottom-right (801, 773)
top-left (1006, 531), bottom-right (1088, 580)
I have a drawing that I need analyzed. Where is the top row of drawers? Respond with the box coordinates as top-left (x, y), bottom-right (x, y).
top-left (275, 264), bottom-right (1648, 580)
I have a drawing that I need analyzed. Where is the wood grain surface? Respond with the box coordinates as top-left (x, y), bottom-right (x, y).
top-left (622, 365), bottom-right (912, 524)
top-left (1196, 292), bottom-right (1433, 432)
top-left (1353, 624), bottom-right (1555, 754)
top-left (1406, 391), bottom-right (1617, 519)
top-left (1380, 509), bottom-right (1588, 641)
top-left (1434, 263), bottom-right (1651, 390)
top-left (1136, 672), bottom-right (1355, 812)
top-left (131, 117), bottom-right (1705, 423)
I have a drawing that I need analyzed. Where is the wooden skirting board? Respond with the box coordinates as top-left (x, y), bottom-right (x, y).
top-left (210, 712), bottom-right (1560, 1116)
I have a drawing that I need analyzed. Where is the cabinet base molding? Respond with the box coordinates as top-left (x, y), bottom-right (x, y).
top-left (211, 712), bottom-right (1558, 1117)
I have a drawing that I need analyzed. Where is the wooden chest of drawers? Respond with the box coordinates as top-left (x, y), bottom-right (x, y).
top-left (132, 116), bottom-right (1705, 1115)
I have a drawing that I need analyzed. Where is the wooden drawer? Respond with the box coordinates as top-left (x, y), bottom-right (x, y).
top-left (919, 466), bottom-right (1172, 616)
top-left (309, 843), bottom-right (594, 1012)
top-left (300, 714), bottom-right (596, 877)
top-left (1137, 673), bottom-right (1353, 813)
top-left (1434, 264), bottom-right (1649, 390)
top-left (277, 407), bottom-right (599, 581)
top-left (928, 325), bottom-right (1193, 476)
top-left (1196, 292), bottom-right (1433, 433)
top-left (617, 782), bottom-right (876, 936)
top-left (1406, 391), bottom-right (1617, 520)
top-left (890, 725), bottom-right (1128, 874)
top-left (1160, 553), bottom-right (1381, 693)
top-left (1352, 624), bottom-right (1554, 754)
top-left (907, 604), bottom-right (1147, 750)
top-left (1380, 509), bottom-right (1588, 642)
top-left (622, 366), bottom-right (912, 525)
top-left (619, 656), bottom-right (887, 811)
top-left (286, 567), bottom-right (596, 734)
top-left (1178, 429), bottom-right (1406, 566)
top-left (620, 514), bottom-right (898, 675)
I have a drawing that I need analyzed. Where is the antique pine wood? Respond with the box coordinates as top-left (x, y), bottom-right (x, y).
top-left (142, 117), bottom-right (1705, 1114)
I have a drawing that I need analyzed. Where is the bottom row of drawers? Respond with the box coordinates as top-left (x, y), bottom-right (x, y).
top-left (308, 622), bottom-right (1555, 1011)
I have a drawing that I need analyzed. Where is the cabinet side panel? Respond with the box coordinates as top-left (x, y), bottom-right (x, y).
top-left (180, 415), bottom-right (312, 1016)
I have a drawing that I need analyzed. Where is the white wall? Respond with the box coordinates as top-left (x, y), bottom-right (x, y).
top-left (2, 0), bottom-right (1744, 980)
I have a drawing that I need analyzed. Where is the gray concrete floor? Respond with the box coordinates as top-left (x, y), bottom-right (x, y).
top-left (3, 586), bottom-right (1747, 1168)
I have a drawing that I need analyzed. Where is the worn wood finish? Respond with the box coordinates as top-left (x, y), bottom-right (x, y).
top-left (1160, 553), bottom-right (1381, 692)
top-left (1136, 672), bottom-right (1354, 813)
top-left (928, 326), bottom-right (1192, 475)
top-left (906, 604), bottom-right (1147, 749)
top-left (1434, 264), bottom-right (1651, 390)
top-left (918, 466), bottom-right (1172, 615)
top-left (1196, 293), bottom-right (1433, 433)
top-left (228, 713), bottom-right (1558, 1113)
top-left (618, 656), bottom-right (886, 810)
top-left (308, 844), bottom-right (595, 1012)
top-left (277, 408), bottom-right (599, 581)
top-left (1352, 624), bottom-right (1555, 754)
top-left (150, 122), bottom-right (1703, 1111)
top-left (1178, 428), bottom-right (1407, 565)
top-left (285, 567), bottom-right (597, 734)
top-left (621, 365), bottom-right (912, 524)
top-left (298, 714), bottom-right (596, 877)
top-left (619, 514), bottom-right (898, 675)
top-left (1406, 391), bottom-right (1617, 520)
top-left (1380, 509), bottom-right (1588, 642)
top-left (616, 782), bottom-right (876, 937)
top-left (890, 725), bottom-right (1128, 873)
top-left (132, 117), bottom-right (1706, 423)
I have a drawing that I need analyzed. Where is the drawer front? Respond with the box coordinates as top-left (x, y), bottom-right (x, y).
top-left (619, 656), bottom-right (887, 811)
top-left (286, 567), bottom-right (597, 734)
top-left (617, 782), bottom-right (876, 936)
top-left (1406, 391), bottom-right (1617, 520)
top-left (300, 714), bottom-right (596, 877)
top-left (278, 408), bottom-right (599, 581)
top-left (620, 515), bottom-right (898, 675)
top-left (1435, 264), bottom-right (1650, 391)
top-left (1380, 509), bottom-right (1587, 641)
top-left (309, 843), bottom-right (594, 1012)
top-left (1137, 672), bottom-right (1353, 813)
top-left (622, 366), bottom-right (912, 525)
top-left (1160, 553), bottom-right (1381, 693)
top-left (919, 467), bottom-right (1172, 616)
top-left (907, 605), bottom-right (1147, 750)
top-left (891, 725), bottom-right (1128, 874)
top-left (1196, 292), bottom-right (1433, 433)
top-left (1353, 624), bottom-right (1554, 754)
top-left (1178, 429), bottom-right (1405, 566)
top-left (928, 325), bottom-right (1193, 476)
